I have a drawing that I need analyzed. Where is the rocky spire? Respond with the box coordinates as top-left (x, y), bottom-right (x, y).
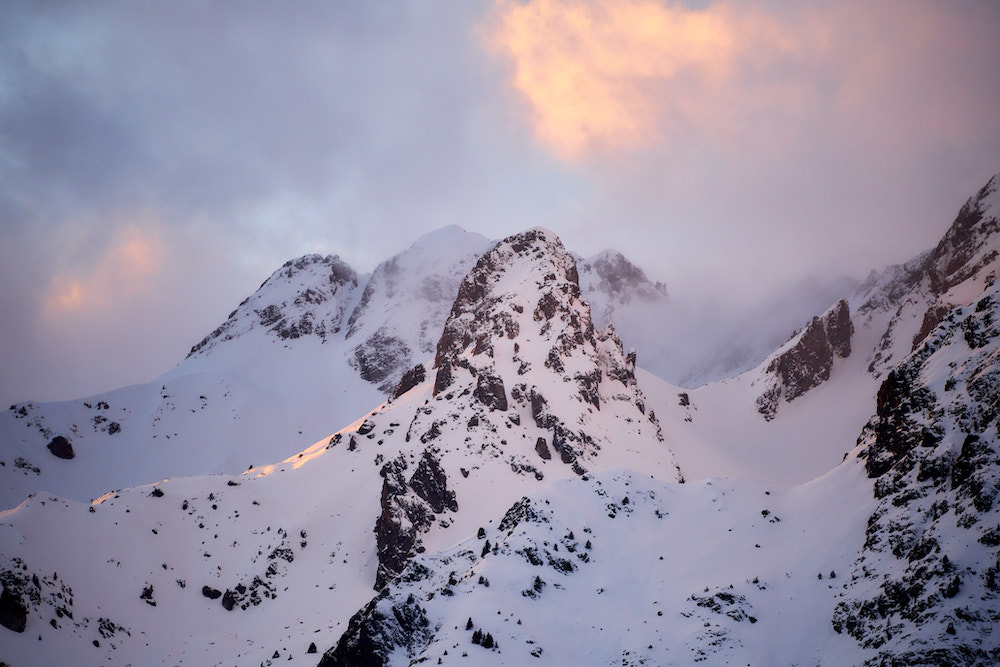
top-left (422, 227), bottom-right (667, 474)
top-left (755, 298), bottom-right (853, 420)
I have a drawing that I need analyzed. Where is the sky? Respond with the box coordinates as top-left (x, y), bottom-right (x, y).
top-left (1, 0), bottom-right (999, 408)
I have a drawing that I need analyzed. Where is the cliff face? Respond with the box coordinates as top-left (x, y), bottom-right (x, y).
top-left (755, 299), bottom-right (853, 420)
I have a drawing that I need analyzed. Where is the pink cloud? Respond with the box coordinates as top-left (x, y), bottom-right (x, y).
top-left (485, 0), bottom-right (1000, 166)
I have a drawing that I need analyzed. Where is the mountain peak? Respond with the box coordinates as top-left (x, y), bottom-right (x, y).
top-left (856, 172), bottom-right (1000, 377)
top-left (926, 173), bottom-right (999, 296)
top-left (432, 228), bottom-right (588, 394)
top-left (420, 228), bottom-right (676, 479)
top-left (186, 253), bottom-right (360, 357)
top-left (366, 228), bottom-right (679, 584)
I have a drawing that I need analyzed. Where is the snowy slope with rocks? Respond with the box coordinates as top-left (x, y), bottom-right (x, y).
top-left (344, 226), bottom-right (493, 393)
top-left (1, 174), bottom-right (998, 666)
top-left (833, 283), bottom-right (1000, 665)
top-left (321, 466), bottom-right (875, 667)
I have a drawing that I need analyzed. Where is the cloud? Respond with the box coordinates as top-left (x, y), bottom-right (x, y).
top-left (486, 0), bottom-right (1000, 168)
top-left (44, 222), bottom-right (163, 315)
top-left (485, 0), bottom-right (1000, 301)
top-left (486, 0), bottom-right (738, 158)
top-left (0, 0), bottom-right (997, 407)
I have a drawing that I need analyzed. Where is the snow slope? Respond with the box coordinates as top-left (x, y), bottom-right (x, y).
top-left (321, 465), bottom-right (877, 667)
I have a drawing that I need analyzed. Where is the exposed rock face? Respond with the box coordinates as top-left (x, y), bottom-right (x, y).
top-left (317, 592), bottom-right (432, 667)
top-left (926, 176), bottom-right (1000, 296)
top-left (46, 435), bottom-right (74, 460)
top-left (473, 374), bottom-right (507, 412)
top-left (374, 450), bottom-right (457, 590)
top-left (912, 303), bottom-right (953, 351)
top-left (833, 287), bottom-right (1000, 664)
top-left (392, 364), bottom-right (426, 399)
top-left (352, 329), bottom-right (411, 390)
top-left (408, 450), bottom-right (459, 515)
top-left (188, 254), bottom-right (360, 357)
top-left (755, 299), bottom-right (853, 420)
top-left (534, 437), bottom-right (551, 460)
top-left (0, 586), bottom-right (28, 633)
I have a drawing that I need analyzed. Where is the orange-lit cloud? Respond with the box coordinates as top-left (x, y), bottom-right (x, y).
top-left (45, 225), bottom-right (164, 315)
top-left (487, 0), bottom-right (746, 159)
top-left (486, 0), bottom-right (997, 165)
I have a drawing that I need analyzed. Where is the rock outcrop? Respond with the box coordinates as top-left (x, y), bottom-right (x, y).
top-left (391, 364), bottom-right (426, 400)
top-left (0, 585), bottom-right (28, 633)
top-left (755, 299), bottom-right (853, 420)
top-left (374, 450), bottom-right (458, 590)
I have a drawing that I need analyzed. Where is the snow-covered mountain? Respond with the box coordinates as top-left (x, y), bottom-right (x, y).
top-left (0, 223), bottom-right (854, 509)
top-left (0, 227), bottom-right (491, 509)
top-left (1, 174), bottom-right (998, 665)
top-left (343, 227), bottom-right (493, 393)
top-left (0, 227), bottom-right (681, 665)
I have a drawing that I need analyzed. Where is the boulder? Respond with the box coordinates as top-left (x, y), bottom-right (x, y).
top-left (46, 436), bottom-right (74, 460)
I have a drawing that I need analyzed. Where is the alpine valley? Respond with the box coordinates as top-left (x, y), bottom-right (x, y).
top-left (1, 175), bottom-right (998, 666)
